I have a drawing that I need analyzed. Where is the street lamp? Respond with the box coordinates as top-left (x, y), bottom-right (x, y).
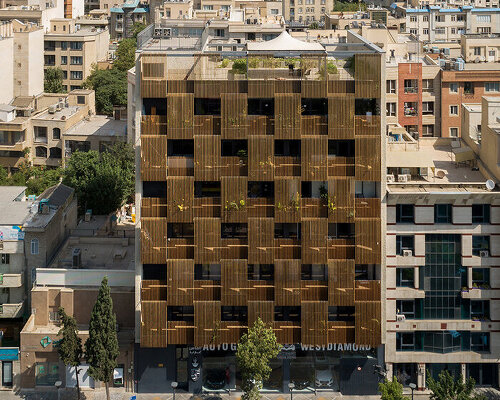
top-left (171, 381), bottom-right (178, 400)
top-left (409, 382), bottom-right (416, 400)
top-left (288, 382), bottom-right (295, 400)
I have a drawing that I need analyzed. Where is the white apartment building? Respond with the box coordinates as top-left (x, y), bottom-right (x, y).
top-left (396, 5), bottom-right (500, 42)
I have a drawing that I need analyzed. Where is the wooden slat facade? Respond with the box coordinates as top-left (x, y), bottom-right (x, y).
top-left (140, 65), bottom-right (382, 348)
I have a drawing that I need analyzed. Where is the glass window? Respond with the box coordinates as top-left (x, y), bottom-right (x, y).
top-left (168, 306), bottom-right (194, 321)
top-left (61, 41), bottom-right (67, 50)
top-left (247, 264), bottom-right (273, 280)
top-left (396, 268), bottom-right (414, 287)
top-left (424, 332), bottom-right (461, 353)
top-left (113, 365), bottom-right (124, 387)
top-left (0, 254), bottom-right (10, 264)
top-left (61, 56), bottom-right (67, 65)
top-left (470, 300), bottom-right (489, 320)
top-left (396, 235), bottom-right (415, 256)
top-left (355, 264), bottom-right (378, 280)
top-left (52, 128), bottom-right (60, 140)
top-left (434, 204), bottom-right (452, 223)
top-left (221, 306), bottom-right (247, 321)
top-left (31, 239), bottom-right (39, 255)
top-left (194, 264), bottom-right (221, 280)
top-left (70, 56), bottom-right (82, 65)
top-left (472, 236), bottom-right (489, 256)
top-left (328, 223), bottom-right (354, 239)
top-left (35, 362), bottom-right (59, 386)
top-left (386, 80), bottom-right (396, 94)
top-left (449, 83), bottom-right (458, 93)
top-left (70, 71), bottom-right (83, 80)
top-left (274, 306), bottom-right (300, 321)
top-left (472, 268), bottom-right (490, 288)
top-left (221, 223), bottom-right (247, 239)
top-left (472, 204), bottom-right (490, 223)
top-left (394, 364), bottom-right (417, 387)
top-left (328, 306), bottom-right (354, 322)
top-left (464, 82), bottom-right (474, 94)
top-left (274, 223), bottom-right (300, 239)
top-left (195, 181), bottom-right (221, 198)
top-left (485, 82), bottom-right (500, 92)
top-left (396, 300), bottom-right (415, 319)
top-left (167, 223), bottom-right (194, 238)
top-left (449, 127), bottom-right (458, 137)
top-left (470, 332), bottom-right (489, 352)
top-left (301, 264), bottom-right (327, 280)
top-left (396, 332), bottom-right (416, 351)
top-left (69, 41), bottom-right (83, 50)
top-left (450, 105), bottom-right (458, 115)
top-left (396, 204), bottom-right (414, 223)
top-left (355, 181), bottom-right (377, 198)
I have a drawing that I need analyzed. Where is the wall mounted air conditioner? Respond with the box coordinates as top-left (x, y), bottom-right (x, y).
top-left (396, 314), bottom-right (406, 321)
top-left (387, 174), bottom-right (395, 183)
top-left (403, 250), bottom-right (413, 257)
top-left (480, 250), bottom-right (489, 257)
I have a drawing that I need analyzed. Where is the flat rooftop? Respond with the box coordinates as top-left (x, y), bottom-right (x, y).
top-left (387, 141), bottom-right (490, 189)
top-left (64, 115), bottom-right (127, 138)
top-left (0, 186), bottom-right (25, 202)
top-left (0, 201), bottom-right (32, 226)
top-left (32, 106), bottom-right (81, 121)
top-left (49, 236), bottom-right (135, 270)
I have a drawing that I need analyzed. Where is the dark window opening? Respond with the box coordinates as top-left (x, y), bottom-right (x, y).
top-left (49, 147), bottom-right (62, 159)
top-left (52, 128), bottom-right (61, 140)
top-left (396, 235), bottom-right (415, 256)
top-left (355, 98), bottom-right (379, 115)
top-left (248, 181), bottom-right (274, 198)
top-left (167, 223), bottom-right (194, 238)
top-left (221, 223), bottom-right (248, 239)
top-left (472, 268), bottom-right (490, 287)
top-left (470, 300), bottom-right (490, 320)
top-left (143, 98), bottom-right (167, 115)
top-left (355, 264), bottom-right (378, 280)
top-left (195, 181), bottom-right (221, 197)
top-left (274, 140), bottom-right (300, 157)
top-left (247, 264), bottom-right (274, 280)
top-left (301, 264), bottom-right (328, 280)
top-left (35, 146), bottom-right (47, 158)
top-left (472, 204), bottom-right (490, 223)
top-left (221, 140), bottom-right (247, 157)
top-left (221, 306), bottom-right (247, 321)
top-left (396, 204), bottom-right (414, 223)
top-left (274, 306), bottom-right (301, 321)
top-left (396, 268), bottom-right (414, 287)
top-left (396, 300), bottom-right (416, 319)
top-left (355, 181), bottom-right (378, 198)
top-left (143, 264), bottom-right (167, 280)
top-left (194, 264), bottom-right (221, 280)
top-left (168, 306), bottom-right (194, 322)
top-left (434, 204), bottom-right (452, 224)
top-left (195, 98), bottom-right (221, 115)
top-left (167, 140), bottom-right (194, 157)
top-left (248, 98), bottom-right (274, 115)
top-left (328, 223), bottom-right (354, 239)
top-left (301, 98), bottom-right (327, 115)
top-left (472, 236), bottom-right (490, 256)
top-left (328, 140), bottom-right (355, 157)
top-left (274, 223), bottom-right (300, 239)
top-left (301, 181), bottom-right (327, 198)
top-left (143, 181), bottom-right (167, 198)
top-left (328, 306), bottom-right (355, 322)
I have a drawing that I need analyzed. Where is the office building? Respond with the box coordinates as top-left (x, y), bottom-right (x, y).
top-left (131, 30), bottom-right (385, 394)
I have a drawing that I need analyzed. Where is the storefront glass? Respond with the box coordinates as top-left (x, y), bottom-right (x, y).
top-left (427, 363), bottom-right (461, 381)
top-left (394, 363), bottom-right (417, 387)
top-left (262, 359), bottom-right (283, 391)
top-left (202, 350), bottom-right (236, 392)
top-left (35, 362), bottom-right (60, 386)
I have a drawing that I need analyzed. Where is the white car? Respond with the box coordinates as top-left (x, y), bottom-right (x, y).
top-left (315, 367), bottom-right (334, 388)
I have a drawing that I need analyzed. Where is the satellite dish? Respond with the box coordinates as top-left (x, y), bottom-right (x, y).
top-left (485, 180), bottom-right (495, 191)
top-left (436, 170), bottom-right (446, 179)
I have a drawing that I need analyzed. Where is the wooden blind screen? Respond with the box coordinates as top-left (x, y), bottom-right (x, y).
top-left (328, 95), bottom-right (355, 139)
top-left (221, 260), bottom-right (248, 306)
top-left (248, 217), bottom-right (274, 264)
top-left (328, 260), bottom-right (355, 306)
top-left (301, 136), bottom-right (328, 181)
top-left (167, 260), bottom-right (194, 306)
top-left (167, 177), bottom-right (193, 222)
top-left (221, 176), bottom-right (248, 223)
top-left (301, 301), bottom-right (328, 346)
top-left (167, 94), bottom-right (194, 138)
top-left (194, 135), bottom-right (221, 181)
top-left (141, 301), bottom-right (167, 347)
top-left (141, 136), bottom-right (167, 181)
top-left (248, 136), bottom-right (274, 180)
top-left (274, 260), bottom-right (301, 306)
top-left (194, 217), bottom-right (221, 263)
top-left (221, 93), bottom-right (248, 138)
top-left (141, 217), bottom-right (167, 264)
top-left (302, 218), bottom-right (328, 264)
top-left (274, 94), bottom-right (301, 139)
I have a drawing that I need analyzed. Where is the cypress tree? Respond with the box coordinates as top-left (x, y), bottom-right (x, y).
top-left (85, 277), bottom-right (119, 400)
top-left (57, 308), bottom-right (83, 400)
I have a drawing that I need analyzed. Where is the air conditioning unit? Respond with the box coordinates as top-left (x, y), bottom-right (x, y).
top-left (72, 248), bottom-right (82, 268)
top-left (396, 314), bottom-right (406, 321)
top-left (387, 174), bottom-right (395, 183)
top-left (398, 174), bottom-right (409, 183)
top-left (162, 28), bottom-right (171, 37)
top-left (480, 250), bottom-right (489, 257)
top-left (403, 249), bottom-right (413, 257)
top-left (154, 28), bottom-right (162, 37)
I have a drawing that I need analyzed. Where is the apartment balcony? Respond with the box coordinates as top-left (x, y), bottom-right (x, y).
top-left (0, 273), bottom-right (23, 288)
top-left (328, 156), bottom-right (355, 176)
top-left (193, 197), bottom-right (221, 218)
top-left (247, 197), bottom-right (274, 217)
top-left (0, 302), bottom-right (24, 319)
top-left (301, 197), bottom-right (327, 218)
top-left (274, 238), bottom-right (301, 259)
top-left (247, 115), bottom-right (274, 135)
top-left (221, 156), bottom-right (247, 176)
top-left (328, 238), bottom-right (355, 260)
top-left (404, 86), bottom-right (418, 94)
top-left (167, 156), bottom-right (194, 176)
top-left (274, 156), bottom-right (300, 177)
top-left (461, 288), bottom-right (496, 299)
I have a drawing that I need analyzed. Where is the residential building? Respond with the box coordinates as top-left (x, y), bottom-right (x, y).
top-left (110, 0), bottom-right (148, 39)
top-left (461, 33), bottom-right (500, 63)
top-left (325, 9), bottom-right (391, 31)
top-left (44, 19), bottom-right (109, 92)
top-left (0, 1), bottom-right (64, 30)
top-left (64, 0), bottom-right (84, 18)
top-left (20, 233), bottom-right (135, 391)
top-left (281, 0), bottom-right (333, 25)
top-left (395, 6), bottom-right (500, 42)
top-left (441, 66), bottom-right (500, 138)
top-left (0, 20), bottom-right (44, 104)
top-left (0, 183), bottom-right (77, 389)
top-left (385, 131), bottom-right (500, 391)
top-left (131, 30), bottom-right (385, 394)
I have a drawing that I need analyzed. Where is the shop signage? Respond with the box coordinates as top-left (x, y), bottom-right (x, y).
top-left (0, 348), bottom-right (19, 360)
top-left (0, 225), bottom-right (24, 241)
top-left (190, 343), bottom-right (372, 352)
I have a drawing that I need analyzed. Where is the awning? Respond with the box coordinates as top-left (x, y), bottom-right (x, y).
top-left (246, 31), bottom-right (325, 53)
top-left (387, 151), bottom-right (435, 168)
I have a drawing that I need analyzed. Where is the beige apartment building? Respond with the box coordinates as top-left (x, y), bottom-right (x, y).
top-left (0, 1), bottom-right (64, 29)
top-left (281, 0), bottom-right (332, 24)
top-left (461, 33), bottom-right (500, 63)
top-left (44, 19), bottom-right (109, 92)
top-left (385, 132), bottom-right (500, 391)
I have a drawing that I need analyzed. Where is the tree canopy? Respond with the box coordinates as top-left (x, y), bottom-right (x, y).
top-left (332, 1), bottom-right (366, 12)
top-left (379, 378), bottom-right (409, 400)
top-left (113, 38), bottom-right (137, 72)
top-left (83, 68), bottom-right (127, 115)
top-left (236, 318), bottom-right (281, 400)
top-left (85, 277), bottom-right (119, 400)
top-left (62, 142), bottom-right (134, 214)
top-left (44, 67), bottom-right (66, 93)
top-left (0, 163), bottom-right (63, 196)
top-left (427, 370), bottom-right (486, 400)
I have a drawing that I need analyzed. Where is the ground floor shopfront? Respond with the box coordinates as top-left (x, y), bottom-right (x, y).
top-left (135, 344), bottom-right (384, 395)
top-left (389, 362), bottom-right (499, 390)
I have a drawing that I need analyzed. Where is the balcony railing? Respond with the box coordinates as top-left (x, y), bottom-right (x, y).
top-left (404, 87), bottom-right (418, 94)
top-left (0, 273), bottom-right (23, 288)
top-left (0, 302), bottom-right (24, 319)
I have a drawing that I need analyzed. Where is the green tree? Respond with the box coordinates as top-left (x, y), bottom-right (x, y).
top-left (379, 378), bottom-right (409, 400)
top-left (132, 21), bottom-right (147, 39)
top-left (26, 167), bottom-right (63, 196)
top-left (83, 68), bottom-right (127, 115)
top-left (333, 1), bottom-right (366, 11)
top-left (113, 38), bottom-right (137, 72)
top-left (85, 277), bottom-right (119, 400)
top-left (0, 166), bottom-right (7, 185)
top-left (236, 318), bottom-right (281, 400)
top-left (62, 143), bottom-right (134, 214)
top-left (427, 370), bottom-right (486, 400)
top-left (57, 308), bottom-right (83, 400)
top-left (44, 68), bottom-right (66, 93)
